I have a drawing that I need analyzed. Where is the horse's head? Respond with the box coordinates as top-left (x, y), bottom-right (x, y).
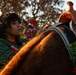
top-left (0, 27), bottom-right (73, 75)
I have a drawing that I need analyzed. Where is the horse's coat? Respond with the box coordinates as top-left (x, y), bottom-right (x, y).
top-left (0, 28), bottom-right (74, 75)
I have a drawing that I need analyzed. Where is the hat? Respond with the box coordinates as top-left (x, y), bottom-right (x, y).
top-left (28, 19), bottom-right (36, 26)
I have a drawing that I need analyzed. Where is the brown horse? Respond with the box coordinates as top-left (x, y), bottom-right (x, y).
top-left (0, 25), bottom-right (75, 75)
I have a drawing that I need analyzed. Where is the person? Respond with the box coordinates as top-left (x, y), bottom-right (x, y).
top-left (58, 1), bottom-right (74, 23)
top-left (0, 13), bottom-right (28, 67)
top-left (58, 1), bottom-right (76, 35)
top-left (59, 1), bottom-right (76, 74)
top-left (23, 19), bottom-right (37, 40)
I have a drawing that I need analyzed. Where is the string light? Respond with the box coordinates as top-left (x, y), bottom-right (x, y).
top-left (0, 9), bottom-right (2, 16)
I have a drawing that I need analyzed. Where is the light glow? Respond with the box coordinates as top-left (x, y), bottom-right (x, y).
top-left (0, 9), bottom-right (2, 16)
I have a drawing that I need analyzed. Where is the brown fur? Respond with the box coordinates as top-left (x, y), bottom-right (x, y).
top-left (0, 30), bottom-right (73, 75)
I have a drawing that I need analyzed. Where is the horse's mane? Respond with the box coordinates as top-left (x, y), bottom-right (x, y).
top-left (0, 30), bottom-right (73, 75)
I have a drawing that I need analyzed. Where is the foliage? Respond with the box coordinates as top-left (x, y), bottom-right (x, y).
top-left (0, 0), bottom-right (65, 28)
top-left (66, 41), bottom-right (76, 66)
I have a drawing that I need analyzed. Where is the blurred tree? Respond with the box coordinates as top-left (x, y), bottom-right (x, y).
top-left (0, 0), bottom-right (65, 28)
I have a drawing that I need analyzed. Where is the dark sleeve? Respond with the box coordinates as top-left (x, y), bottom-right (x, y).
top-left (0, 39), bottom-right (15, 65)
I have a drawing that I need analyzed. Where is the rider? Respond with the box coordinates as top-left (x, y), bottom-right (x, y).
top-left (23, 19), bottom-right (37, 40)
top-left (58, 1), bottom-right (73, 23)
top-left (58, 1), bottom-right (76, 36)
top-left (59, 1), bottom-right (76, 74)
